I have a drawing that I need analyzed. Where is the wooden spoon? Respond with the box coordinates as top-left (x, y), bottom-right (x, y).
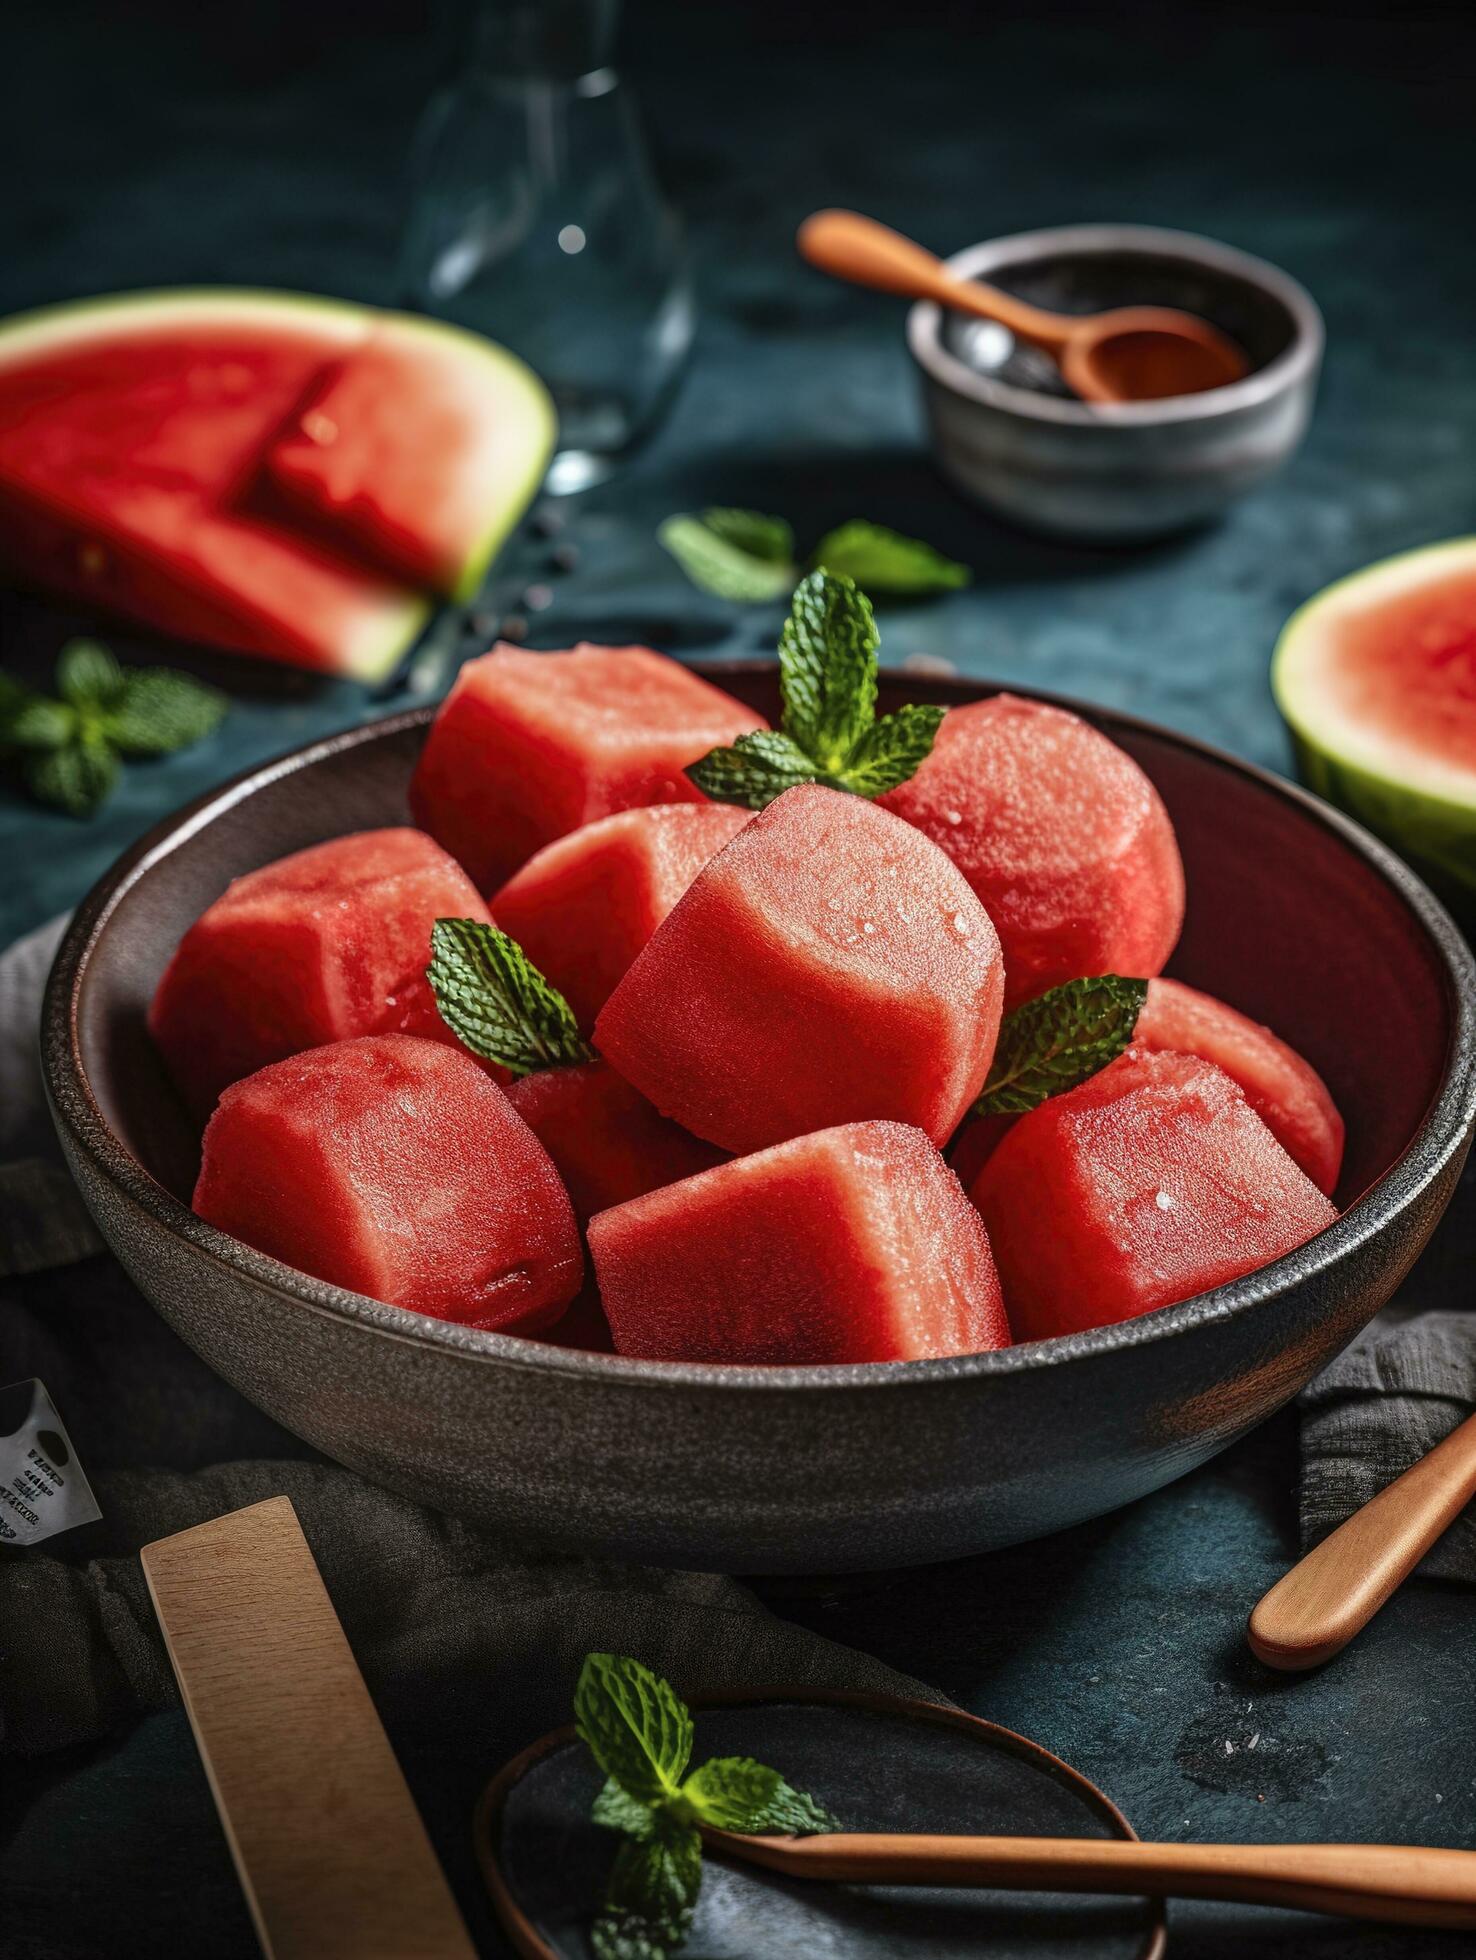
top-left (797, 208), bottom-right (1250, 405)
top-left (1249, 1409), bottom-right (1476, 1671)
top-left (706, 1827), bottom-right (1476, 1931)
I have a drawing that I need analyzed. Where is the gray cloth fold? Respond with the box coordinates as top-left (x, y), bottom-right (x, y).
top-left (0, 920), bottom-right (932, 1763)
top-left (1299, 1304), bottom-right (1476, 1583)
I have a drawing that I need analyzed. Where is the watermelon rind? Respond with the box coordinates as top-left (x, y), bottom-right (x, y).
top-left (1272, 538), bottom-right (1476, 899)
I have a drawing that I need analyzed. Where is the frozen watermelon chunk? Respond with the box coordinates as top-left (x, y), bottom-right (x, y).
top-left (595, 784), bottom-right (1005, 1154)
top-left (881, 694), bottom-right (1185, 1008)
top-left (193, 1035), bottom-right (582, 1330)
top-left (1134, 978), bottom-right (1344, 1194)
top-left (149, 827), bottom-right (490, 1118)
top-left (969, 1050), bottom-right (1338, 1342)
top-left (505, 1060), bottom-right (727, 1222)
top-left (589, 1121), bottom-right (1009, 1365)
top-left (409, 643), bottom-right (766, 893)
top-left (491, 804), bottom-right (751, 1028)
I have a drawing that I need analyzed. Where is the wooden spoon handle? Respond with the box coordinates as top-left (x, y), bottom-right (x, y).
top-left (711, 1832), bottom-right (1476, 1930)
top-left (1249, 1409), bottom-right (1476, 1670)
top-left (797, 208), bottom-right (1073, 351)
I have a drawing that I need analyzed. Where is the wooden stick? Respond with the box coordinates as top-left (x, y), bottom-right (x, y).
top-left (707, 1830), bottom-right (1476, 1930)
top-left (1249, 1409), bottom-right (1476, 1670)
top-left (142, 1496), bottom-right (477, 1960)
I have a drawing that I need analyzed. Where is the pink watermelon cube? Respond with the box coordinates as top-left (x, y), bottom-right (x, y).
top-left (149, 827), bottom-right (491, 1118)
top-left (505, 1060), bottom-right (727, 1223)
top-left (492, 803), bottom-right (750, 1028)
top-left (594, 784), bottom-right (1004, 1154)
top-left (880, 694), bottom-right (1185, 1009)
top-left (588, 1121), bottom-right (1010, 1365)
top-left (193, 1034), bottom-right (581, 1330)
top-left (969, 1049), bottom-right (1338, 1342)
top-left (408, 643), bottom-right (766, 892)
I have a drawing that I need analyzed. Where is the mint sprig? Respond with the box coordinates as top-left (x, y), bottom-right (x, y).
top-left (577, 1653), bottom-right (836, 1960)
top-left (686, 568), bottom-right (946, 810)
top-left (661, 507), bottom-right (969, 603)
top-left (976, 974), bottom-right (1148, 1115)
top-left (426, 917), bottom-right (594, 1076)
top-left (0, 639), bottom-right (227, 817)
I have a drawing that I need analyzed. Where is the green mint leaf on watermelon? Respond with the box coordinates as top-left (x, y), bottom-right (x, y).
top-left (24, 735), bottom-right (119, 818)
top-left (658, 513), bottom-right (796, 603)
top-left (682, 1757), bottom-right (840, 1834)
top-left (780, 568), bottom-right (879, 769)
top-left (576, 1654), bottom-right (694, 1806)
top-left (977, 974), bottom-right (1149, 1116)
top-left (591, 1820), bottom-right (702, 1960)
top-left (810, 519), bottom-right (970, 595)
top-left (100, 667), bottom-right (229, 755)
top-left (685, 728), bottom-right (820, 809)
top-left (5, 696), bottom-right (78, 751)
top-left (833, 701), bottom-right (947, 799)
top-left (56, 638), bottom-right (126, 710)
top-left (426, 918), bottom-right (594, 1077)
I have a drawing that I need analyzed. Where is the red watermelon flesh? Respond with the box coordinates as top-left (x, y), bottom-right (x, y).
top-left (880, 695), bottom-right (1185, 1009)
top-left (594, 783), bottom-right (1005, 1154)
top-left (969, 1049), bottom-right (1338, 1342)
top-left (505, 1060), bottom-right (727, 1223)
top-left (539, 1283), bottom-right (617, 1353)
top-left (193, 1035), bottom-right (582, 1331)
top-left (410, 643), bottom-right (766, 894)
top-left (149, 827), bottom-right (491, 1118)
top-left (491, 804), bottom-right (751, 1028)
top-left (589, 1121), bottom-right (1009, 1365)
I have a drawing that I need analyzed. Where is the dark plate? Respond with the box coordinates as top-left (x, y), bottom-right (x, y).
top-left (475, 1689), bottom-right (1165, 1960)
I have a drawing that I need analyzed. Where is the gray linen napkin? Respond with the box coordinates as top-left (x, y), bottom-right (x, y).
top-left (0, 919), bottom-right (931, 1761)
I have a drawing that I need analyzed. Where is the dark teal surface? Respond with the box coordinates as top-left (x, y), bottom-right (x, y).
top-left (3, 4), bottom-right (1475, 1954)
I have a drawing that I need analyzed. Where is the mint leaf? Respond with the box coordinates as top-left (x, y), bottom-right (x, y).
top-left (25, 736), bottom-right (119, 817)
top-left (835, 702), bottom-right (946, 798)
top-left (575, 1654), bottom-right (694, 1807)
top-left (594, 1776), bottom-right (657, 1840)
top-left (6, 697), bottom-right (77, 751)
top-left (57, 639), bottom-right (125, 710)
top-left (779, 568), bottom-right (878, 770)
top-left (592, 1821), bottom-right (702, 1960)
top-left (752, 1780), bottom-right (840, 1835)
top-left (977, 974), bottom-right (1148, 1115)
top-left (681, 1756), bottom-right (782, 1830)
top-left (685, 727), bottom-right (819, 809)
top-left (426, 918), bottom-right (594, 1076)
top-left (101, 668), bottom-right (228, 755)
top-left (701, 508), bottom-right (795, 564)
top-left (811, 519), bottom-right (970, 595)
top-left (658, 514), bottom-right (795, 603)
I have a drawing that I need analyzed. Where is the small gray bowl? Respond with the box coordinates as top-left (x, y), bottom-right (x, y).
top-left (41, 667), bottom-right (1476, 1574)
top-left (907, 223), bottom-right (1324, 541)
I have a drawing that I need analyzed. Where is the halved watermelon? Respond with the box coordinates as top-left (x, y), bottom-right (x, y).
top-left (588, 1120), bottom-right (1009, 1365)
top-left (1273, 539), bottom-right (1476, 897)
top-left (0, 290), bottom-right (553, 676)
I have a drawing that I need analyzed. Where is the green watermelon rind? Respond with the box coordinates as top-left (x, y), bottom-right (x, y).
top-left (1272, 538), bottom-right (1476, 898)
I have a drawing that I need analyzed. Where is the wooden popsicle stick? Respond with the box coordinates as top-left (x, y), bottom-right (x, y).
top-left (1248, 1410), bottom-right (1476, 1670)
top-left (706, 1829), bottom-right (1476, 1930)
top-left (142, 1496), bottom-right (477, 1960)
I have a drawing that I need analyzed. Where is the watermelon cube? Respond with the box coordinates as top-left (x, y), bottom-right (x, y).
top-left (193, 1035), bottom-right (582, 1330)
top-left (409, 643), bottom-right (765, 893)
top-left (505, 1060), bottom-right (727, 1222)
top-left (881, 695), bottom-right (1185, 1008)
top-left (491, 804), bottom-right (751, 1028)
top-left (594, 784), bottom-right (1004, 1154)
top-left (588, 1121), bottom-right (1009, 1365)
top-left (149, 827), bottom-right (490, 1118)
top-left (969, 1050), bottom-right (1338, 1342)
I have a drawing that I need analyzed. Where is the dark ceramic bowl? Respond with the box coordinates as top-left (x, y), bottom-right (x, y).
top-left (42, 666), bottom-right (1476, 1572)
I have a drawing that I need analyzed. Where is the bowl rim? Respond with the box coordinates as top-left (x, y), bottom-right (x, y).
top-left (42, 665), bottom-right (1476, 1397)
top-left (906, 221), bottom-right (1325, 428)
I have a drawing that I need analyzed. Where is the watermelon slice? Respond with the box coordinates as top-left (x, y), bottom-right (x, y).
top-left (880, 694), bottom-right (1185, 1008)
top-left (491, 804), bottom-right (751, 1028)
top-left (588, 1121), bottom-right (1009, 1365)
top-left (969, 1049), bottom-right (1338, 1342)
top-left (505, 1060), bottom-right (726, 1222)
top-left (193, 1034), bottom-right (582, 1330)
top-left (149, 827), bottom-right (491, 1117)
top-left (410, 643), bottom-right (766, 893)
top-left (0, 290), bottom-right (553, 675)
top-left (1273, 539), bottom-right (1476, 897)
top-left (594, 783), bottom-right (1005, 1154)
